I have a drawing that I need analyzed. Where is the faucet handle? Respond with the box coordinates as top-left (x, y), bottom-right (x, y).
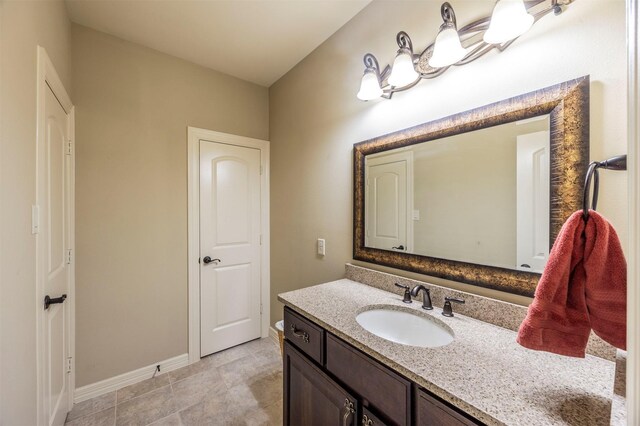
top-left (394, 283), bottom-right (412, 304)
top-left (442, 297), bottom-right (465, 317)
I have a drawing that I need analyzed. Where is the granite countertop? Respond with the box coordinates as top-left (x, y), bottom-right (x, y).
top-left (278, 279), bottom-right (616, 426)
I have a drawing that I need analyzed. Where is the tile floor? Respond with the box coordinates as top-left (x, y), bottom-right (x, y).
top-left (65, 338), bottom-right (283, 426)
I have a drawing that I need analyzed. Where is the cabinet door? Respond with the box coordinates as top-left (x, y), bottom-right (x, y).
top-left (415, 388), bottom-right (482, 426)
top-left (326, 334), bottom-right (411, 425)
top-left (284, 341), bottom-right (357, 426)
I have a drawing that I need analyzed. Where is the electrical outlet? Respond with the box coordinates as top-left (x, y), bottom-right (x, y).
top-left (317, 238), bottom-right (326, 256)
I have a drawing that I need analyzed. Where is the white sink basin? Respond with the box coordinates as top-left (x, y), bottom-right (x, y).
top-left (356, 308), bottom-right (454, 348)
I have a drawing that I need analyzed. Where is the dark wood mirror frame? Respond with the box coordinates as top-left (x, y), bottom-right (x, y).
top-left (353, 76), bottom-right (589, 297)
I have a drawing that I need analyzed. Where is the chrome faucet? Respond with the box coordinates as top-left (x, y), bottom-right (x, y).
top-left (410, 285), bottom-right (433, 310)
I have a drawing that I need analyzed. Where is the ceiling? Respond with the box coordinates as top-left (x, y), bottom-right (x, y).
top-left (65, 0), bottom-right (372, 87)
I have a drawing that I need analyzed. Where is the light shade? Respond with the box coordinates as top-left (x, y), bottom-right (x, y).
top-left (388, 49), bottom-right (418, 87)
top-left (429, 25), bottom-right (466, 68)
top-left (357, 69), bottom-right (383, 101)
top-left (483, 0), bottom-right (534, 44)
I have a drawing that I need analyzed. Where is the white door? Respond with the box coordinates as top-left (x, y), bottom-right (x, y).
top-left (40, 84), bottom-right (72, 425)
top-left (200, 141), bottom-right (262, 356)
top-left (365, 152), bottom-right (413, 252)
top-left (516, 131), bottom-right (550, 273)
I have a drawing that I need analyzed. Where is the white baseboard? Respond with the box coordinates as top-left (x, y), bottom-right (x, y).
top-left (74, 353), bottom-right (188, 403)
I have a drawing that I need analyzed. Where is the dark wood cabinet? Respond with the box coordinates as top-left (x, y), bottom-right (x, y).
top-left (362, 407), bottom-right (389, 426)
top-left (415, 388), bottom-right (481, 426)
top-left (326, 334), bottom-right (411, 425)
top-left (283, 340), bottom-right (357, 426)
top-left (284, 307), bottom-right (325, 364)
top-left (283, 306), bottom-right (482, 426)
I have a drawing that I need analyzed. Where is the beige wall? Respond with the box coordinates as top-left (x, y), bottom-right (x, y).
top-left (0, 0), bottom-right (72, 423)
top-left (411, 117), bottom-right (549, 268)
top-left (269, 0), bottom-right (628, 324)
top-left (72, 24), bottom-right (269, 387)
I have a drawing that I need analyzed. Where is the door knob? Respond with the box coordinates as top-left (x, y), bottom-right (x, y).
top-left (44, 294), bottom-right (67, 310)
top-left (202, 256), bottom-right (221, 264)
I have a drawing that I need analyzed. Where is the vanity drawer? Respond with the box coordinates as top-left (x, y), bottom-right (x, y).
top-left (415, 388), bottom-right (482, 426)
top-left (326, 333), bottom-right (411, 425)
top-left (283, 307), bottom-right (324, 364)
top-left (362, 407), bottom-right (388, 426)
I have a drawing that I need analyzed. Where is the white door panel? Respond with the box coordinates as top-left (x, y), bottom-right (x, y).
top-left (365, 152), bottom-right (413, 252)
top-left (516, 131), bottom-right (550, 273)
top-left (42, 85), bottom-right (71, 426)
top-left (200, 142), bottom-right (261, 356)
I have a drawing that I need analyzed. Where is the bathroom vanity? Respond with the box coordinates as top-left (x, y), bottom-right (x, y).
top-left (279, 271), bottom-right (617, 426)
top-left (283, 306), bottom-right (477, 425)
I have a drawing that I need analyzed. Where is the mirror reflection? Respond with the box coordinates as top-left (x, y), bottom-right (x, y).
top-left (364, 114), bottom-right (550, 273)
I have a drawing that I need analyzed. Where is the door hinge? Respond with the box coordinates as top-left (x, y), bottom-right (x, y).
top-left (260, 303), bottom-right (263, 315)
top-left (32, 205), bottom-right (40, 234)
top-left (66, 139), bottom-right (72, 156)
top-left (66, 357), bottom-right (72, 373)
top-left (260, 165), bottom-right (263, 175)
top-left (260, 234), bottom-right (263, 245)
top-left (66, 249), bottom-right (72, 265)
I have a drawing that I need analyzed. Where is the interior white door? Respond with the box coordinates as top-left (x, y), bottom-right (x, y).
top-left (516, 130), bottom-right (550, 273)
top-left (41, 84), bottom-right (71, 426)
top-left (200, 141), bottom-right (262, 356)
top-left (365, 154), bottom-right (411, 252)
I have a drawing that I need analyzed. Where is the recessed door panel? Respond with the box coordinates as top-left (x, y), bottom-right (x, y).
top-left (47, 115), bottom-right (65, 275)
top-left (213, 159), bottom-right (250, 245)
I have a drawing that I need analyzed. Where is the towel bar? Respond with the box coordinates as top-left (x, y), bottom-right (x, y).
top-left (582, 154), bottom-right (627, 219)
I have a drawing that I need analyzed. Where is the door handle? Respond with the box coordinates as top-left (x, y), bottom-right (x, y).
top-left (44, 294), bottom-right (67, 310)
top-left (392, 245), bottom-right (405, 250)
top-left (202, 256), bottom-right (221, 265)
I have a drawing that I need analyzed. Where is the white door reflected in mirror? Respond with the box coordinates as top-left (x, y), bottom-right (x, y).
top-left (363, 115), bottom-right (551, 273)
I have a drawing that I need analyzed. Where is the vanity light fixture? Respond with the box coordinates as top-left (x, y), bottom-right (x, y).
top-left (429, 3), bottom-right (467, 68)
top-left (484, 0), bottom-right (535, 44)
top-left (357, 0), bottom-right (571, 100)
top-left (388, 32), bottom-right (420, 87)
top-left (357, 54), bottom-right (384, 101)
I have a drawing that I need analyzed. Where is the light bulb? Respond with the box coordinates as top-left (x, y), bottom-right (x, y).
top-left (429, 25), bottom-right (466, 68)
top-left (483, 0), bottom-right (534, 44)
top-left (357, 69), bottom-right (383, 101)
top-left (388, 49), bottom-right (418, 87)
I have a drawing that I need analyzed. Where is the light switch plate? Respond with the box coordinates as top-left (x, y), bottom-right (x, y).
top-left (317, 238), bottom-right (325, 256)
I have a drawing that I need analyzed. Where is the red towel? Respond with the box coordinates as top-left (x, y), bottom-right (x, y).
top-left (516, 210), bottom-right (626, 357)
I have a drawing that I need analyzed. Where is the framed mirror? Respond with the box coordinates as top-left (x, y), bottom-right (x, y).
top-left (353, 76), bottom-right (589, 296)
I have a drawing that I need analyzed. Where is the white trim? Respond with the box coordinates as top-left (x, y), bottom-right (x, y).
top-left (187, 127), bottom-right (271, 365)
top-left (73, 353), bottom-right (189, 404)
top-left (627, 0), bottom-right (639, 423)
top-left (35, 46), bottom-right (75, 426)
